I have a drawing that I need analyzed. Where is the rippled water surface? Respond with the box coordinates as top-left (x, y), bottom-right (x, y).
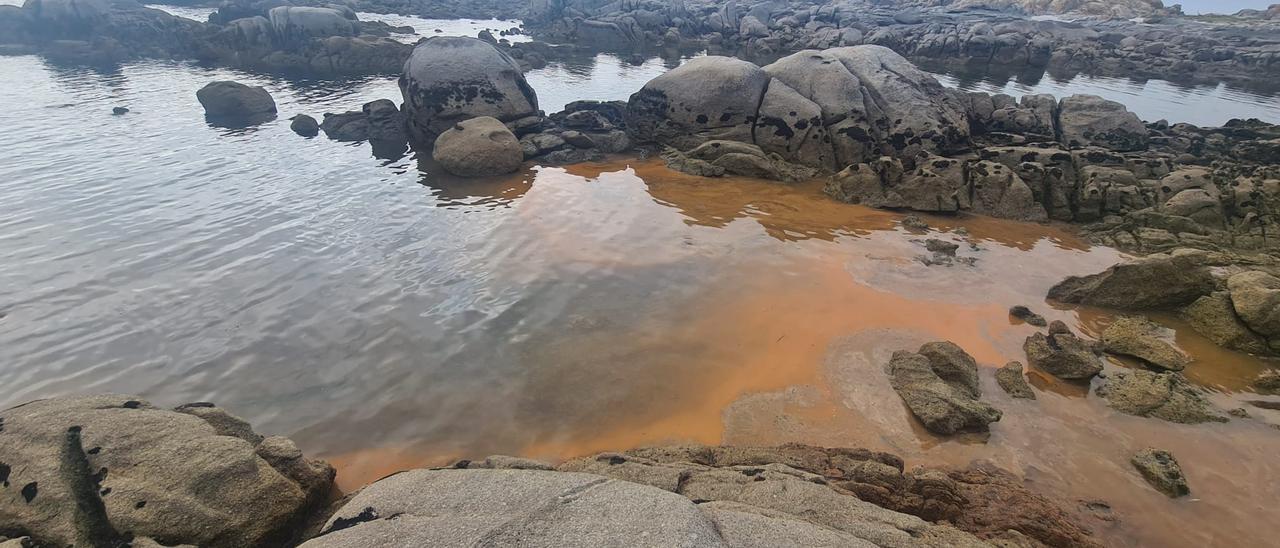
top-left (3, 20), bottom-right (1280, 547)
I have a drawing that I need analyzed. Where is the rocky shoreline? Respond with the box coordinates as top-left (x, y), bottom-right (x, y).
top-left (1, 394), bottom-right (1115, 547)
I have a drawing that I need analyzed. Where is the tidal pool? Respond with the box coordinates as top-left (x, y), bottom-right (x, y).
top-left (2, 44), bottom-right (1280, 548)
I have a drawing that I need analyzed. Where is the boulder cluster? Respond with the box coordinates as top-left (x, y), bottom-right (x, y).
top-left (525, 0), bottom-right (1280, 87)
top-left (0, 396), bottom-right (1107, 548)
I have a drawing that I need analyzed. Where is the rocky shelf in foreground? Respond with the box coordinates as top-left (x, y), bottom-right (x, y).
top-left (0, 394), bottom-right (1111, 548)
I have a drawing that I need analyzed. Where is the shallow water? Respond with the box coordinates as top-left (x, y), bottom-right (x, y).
top-left (3, 35), bottom-right (1280, 548)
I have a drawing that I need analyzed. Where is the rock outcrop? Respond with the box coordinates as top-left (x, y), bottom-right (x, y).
top-left (432, 116), bottom-right (523, 177)
top-left (195, 80), bottom-right (277, 123)
top-left (1048, 250), bottom-right (1216, 310)
top-left (996, 361), bottom-right (1036, 399)
top-left (1130, 448), bottom-right (1190, 498)
top-left (0, 395), bottom-right (333, 548)
top-left (399, 36), bottom-right (539, 145)
top-left (1096, 370), bottom-right (1227, 424)
top-left (1023, 321), bottom-right (1104, 380)
top-left (886, 342), bottom-right (1002, 435)
top-left (1100, 316), bottom-right (1190, 371)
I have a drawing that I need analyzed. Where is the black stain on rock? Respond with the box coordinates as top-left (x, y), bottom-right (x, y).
top-left (122, 401), bottom-right (142, 409)
top-left (0, 461), bottom-right (9, 487)
top-left (21, 481), bottom-right (37, 502)
top-left (60, 425), bottom-right (127, 545)
top-left (329, 507), bottom-right (380, 533)
top-left (135, 500), bottom-right (147, 509)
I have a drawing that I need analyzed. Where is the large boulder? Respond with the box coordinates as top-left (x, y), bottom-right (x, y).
top-left (195, 80), bottom-right (277, 122)
top-left (1047, 250), bottom-right (1216, 310)
top-left (886, 343), bottom-right (1002, 435)
top-left (1023, 321), bottom-right (1103, 380)
top-left (432, 116), bottom-right (523, 177)
top-left (1056, 94), bottom-right (1148, 152)
top-left (0, 395), bottom-right (332, 548)
top-left (267, 6), bottom-right (356, 43)
top-left (1100, 316), bottom-right (1190, 371)
top-left (1096, 370), bottom-right (1226, 424)
top-left (626, 55), bottom-right (769, 150)
top-left (299, 469), bottom-right (728, 547)
top-left (1226, 271), bottom-right (1280, 344)
top-left (1181, 291), bottom-right (1274, 355)
top-left (399, 36), bottom-right (539, 144)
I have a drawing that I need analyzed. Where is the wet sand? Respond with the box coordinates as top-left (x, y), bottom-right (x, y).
top-left (317, 158), bottom-right (1280, 547)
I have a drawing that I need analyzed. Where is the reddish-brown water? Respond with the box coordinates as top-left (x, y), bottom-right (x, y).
top-left (313, 159), bottom-right (1280, 548)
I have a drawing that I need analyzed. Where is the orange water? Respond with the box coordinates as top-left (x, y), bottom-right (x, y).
top-left (318, 159), bottom-right (1280, 547)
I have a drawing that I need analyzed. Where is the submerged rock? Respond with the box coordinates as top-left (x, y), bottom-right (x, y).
top-left (1181, 291), bottom-right (1274, 356)
top-left (1009, 305), bottom-right (1047, 327)
top-left (195, 81), bottom-right (276, 122)
top-left (1101, 316), bottom-right (1190, 371)
top-left (1047, 250), bottom-right (1216, 310)
top-left (996, 361), bottom-right (1036, 399)
top-left (432, 116), bottom-right (522, 177)
top-left (886, 342), bottom-right (1001, 435)
top-left (1023, 321), bottom-right (1104, 380)
top-left (399, 36), bottom-right (538, 145)
top-left (0, 394), bottom-right (332, 548)
top-left (1131, 448), bottom-right (1189, 498)
top-left (1096, 370), bottom-right (1226, 424)
top-left (290, 114), bottom-right (319, 137)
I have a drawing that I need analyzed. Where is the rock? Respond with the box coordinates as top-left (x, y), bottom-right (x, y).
top-left (1181, 291), bottom-right (1273, 355)
top-left (901, 214), bottom-right (929, 230)
top-left (0, 395), bottom-right (331, 548)
top-left (967, 160), bottom-right (1047, 221)
top-left (399, 36), bottom-right (538, 144)
top-left (195, 81), bottom-right (276, 122)
top-left (290, 114), bottom-right (320, 137)
top-left (668, 140), bottom-right (816, 183)
top-left (1056, 94), bottom-right (1148, 151)
top-left (1023, 321), bottom-right (1103, 380)
top-left (432, 116), bottom-right (522, 177)
top-left (267, 6), bottom-right (356, 43)
top-left (560, 130), bottom-right (594, 148)
top-left (827, 153), bottom-right (969, 213)
top-left (996, 361), bottom-right (1036, 399)
top-left (700, 500), bottom-right (887, 548)
top-left (299, 469), bottom-right (727, 547)
top-left (1100, 316), bottom-right (1190, 371)
top-left (1009, 305), bottom-right (1047, 327)
top-left (462, 455), bottom-right (556, 470)
top-left (1130, 448), bottom-right (1189, 498)
top-left (1226, 271), bottom-right (1280, 342)
top-left (1253, 370), bottom-right (1280, 394)
top-left (924, 238), bottom-right (959, 256)
top-left (111, 106), bottom-right (128, 115)
top-left (625, 55), bottom-right (769, 150)
top-left (886, 344), bottom-right (1001, 435)
top-left (1047, 250), bottom-right (1216, 310)
top-left (1096, 370), bottom-right (1226, 424)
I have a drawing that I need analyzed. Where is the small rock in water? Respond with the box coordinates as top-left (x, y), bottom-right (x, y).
top-left (901, 214), bottom-right (929, 231)
top-left (290, 114), bottom-right (319, 137)
top-left (1228, 408), bottom-right (1249, 418)
top-left (1252, 370), bottom-right (1280, 394)
top-left (1097, 370), bottom-right (1226, 424)
top-left (1131, 448), bottom-right (1189, 498)
top-left (111, 106), bottom-right (129, 115)
top-left (1024, 321), bottom-right (1104, 380)
top-left (1009, 305), bottom-right (1048, 327)
top-left (924, 238), bottom-right (958, 256)
top-left (996, 361), bottom-right (1036, 399)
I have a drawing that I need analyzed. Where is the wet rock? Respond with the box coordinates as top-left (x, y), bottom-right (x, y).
top-left (1023, 321), bottom-right (1103, 380)
top-left (946, 462), bottom-right (1103, 548)
top-left (399, 36), bottom-right (538, 144)
top-left (1226, 271), bottom-right (1280, 345)
top-left (1096, 370), bottom-right (1227, 424)
top-left (290, 114), bottom-right (319, 137)
top-left (0, 395), bottom-right (331, 548)
top-left (111, 106), bottom-right (128, 115)
top-left (300, 469), bottom-right (726, 547)
top-left (924, 238), bottom-right (958, 256)
top-left (1181, 292), bottom-right (1273, 355)
top-left (625, 55), bottom-right (769, 151)
top-left (996, 361), bottom-right (1036, 399)
top-left (886, 343), bottom-right (1001, 435)
top-left (1009, 305), bottom-right (1047, 327)
top-left (1253, 370), bottom-right (1280, 394)
top-left (195, 81), bottom-right (276, 122)
top-left (1100, 316), bottom-right (1190, 371)
top-left (901, 214), bottom-right (929, 231)
top-left (1047, 250), bottom-right (1216, 310)
top-left (432, 116), bottom-right (522, 177)
top-left (1130, 448), bottom-right (1189, 498)
top-left (1056, 94), bottom-right (1148, 152)
top-left (826, 152), bottom-right (969, 213)
top-left (666, 140), bottom-right (816, 183)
